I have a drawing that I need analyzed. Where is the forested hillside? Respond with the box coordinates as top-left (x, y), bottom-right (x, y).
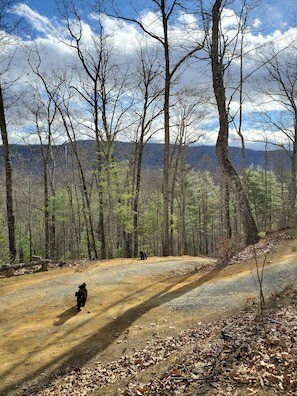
top-left (0, 140), bottom-right (293, 263)
top-left (0, 141), bottom-right (292, 172)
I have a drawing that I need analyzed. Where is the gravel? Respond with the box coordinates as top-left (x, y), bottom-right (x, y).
top-left (163, 258), bottom-right (297, 311)
top-left (0, 259), bottom-right (207, 311)
top-left (1, 257), bottom-right (296, 315)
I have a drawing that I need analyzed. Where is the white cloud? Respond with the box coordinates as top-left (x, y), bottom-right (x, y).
top-left (100, 15), bottom-right (144, 52)
top-left (139, 10), bottom-right (164, 38)
top-left (252, 18), bottom-right (262, 29)
top-left (12, 3), bottom-right (54, 36)
top-left (2, 4), bottom-right (295, 150)
top-left (221, 8), bottom-right (239, 31)
top-left (178, 12), bottom-right (197, 28)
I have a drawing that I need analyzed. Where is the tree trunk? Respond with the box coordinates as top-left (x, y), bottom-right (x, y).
top-left (211, 0), bottom-right (259, 246)
top-left (289, 127), bottom-right (297, 226)
top-left (43, 163), bottom-right (50, 259)
top-left (0, 84), bottom-right (16, 262)
top-left (177, 148), bottom-right (187, 256)
top-left (124, 231), bottom-right (133, 258)
top-left (49, 147), bottom-right (56, 259)
top-left (96, 145), bottom-right (106, 260)
top-left (133, 140), bottom-right (144, 257)
top-left (162, 7), bottom-right (171, 256)
top-left (223, 178), bottom-right (232, 239)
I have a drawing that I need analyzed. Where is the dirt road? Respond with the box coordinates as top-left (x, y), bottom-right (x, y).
top-left (1, 241), bottom-right (297, 395)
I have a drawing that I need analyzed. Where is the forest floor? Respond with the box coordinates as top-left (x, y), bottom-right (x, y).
top-left (0, 234), bottom-right (297, 395)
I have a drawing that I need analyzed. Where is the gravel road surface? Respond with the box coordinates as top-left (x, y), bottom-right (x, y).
top-left (164, 258), bottom-right (297, 311)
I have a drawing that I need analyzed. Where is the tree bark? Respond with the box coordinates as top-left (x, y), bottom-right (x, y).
top-left (0, 83), bottom-right (16, 262)
top-left (289, 121), bottom-right (297, 225)
top-left (43, 161), bottom-right (50, 259)
top-left (223, 178), bottom-right (232, 239)
top-left (162, 0), bottom-right (171, 256)
top-left (133, 140), bottom-right (143, 257)
top-left (211, 0), bottom-right (259, 246)
top-left (96, 143), bottom-right (106, 260)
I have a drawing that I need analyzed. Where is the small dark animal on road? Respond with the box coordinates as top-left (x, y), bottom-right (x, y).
top-left (75, 282), bottom-right (88, 312)
top-left (140, 251), bottom-right (147, 260)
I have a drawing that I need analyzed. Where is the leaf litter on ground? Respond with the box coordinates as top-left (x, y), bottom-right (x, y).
top-left (28, 283), bottom-right (297, 396)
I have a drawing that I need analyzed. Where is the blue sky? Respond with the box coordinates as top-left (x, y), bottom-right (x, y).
top-left (24, 0), bottom-right (57, 18)
top-left (2, 0), bottom-right (296, 148)
top-left (24, 0), bottom-right (297, 33)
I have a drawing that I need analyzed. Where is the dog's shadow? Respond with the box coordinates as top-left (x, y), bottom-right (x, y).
top-left (54, 306), bottom-right (78, 326)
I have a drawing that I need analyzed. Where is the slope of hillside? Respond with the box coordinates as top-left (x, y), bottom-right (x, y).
top-left (0, 141), bottom-right (291, 174)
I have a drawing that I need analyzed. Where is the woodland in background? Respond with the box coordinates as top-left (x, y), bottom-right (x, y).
top-left (0, 0), bottom-right (296, 263)
top-left (0, 154), bottom-right (292, 263)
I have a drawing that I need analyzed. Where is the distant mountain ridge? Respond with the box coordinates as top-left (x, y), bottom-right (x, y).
top-left (0, 140), bottom-right (291, 174)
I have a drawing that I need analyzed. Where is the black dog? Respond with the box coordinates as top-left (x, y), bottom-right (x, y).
top-left (140, 251), bottom-right (147, 260)
top-left (75, 282), bottom-right (88, 312)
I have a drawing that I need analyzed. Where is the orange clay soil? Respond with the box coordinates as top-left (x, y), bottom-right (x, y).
top-left (1, 241), bottom-right (297, 395)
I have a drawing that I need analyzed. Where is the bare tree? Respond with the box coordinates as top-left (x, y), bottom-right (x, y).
top-left (27, 91), bottom-right (58, 260)
top-left (169, 90), bottom-right (205, 254)
top-left (0, 85), bottom-right (16, 262)
top-left (130, 47), bottom-right (163, 257)
top-left (59, 1), bottom-right (134, 258)
top-left (259, 45), bottom-right (297, 226)
top-left (0, 0), bottom-right (23, 262)
top-left (27, 46), bottom-right (100, 259)
top-left (110, 0), bottom-right (205, 255)
top-left (210, 0), bottom-right (259, 245)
